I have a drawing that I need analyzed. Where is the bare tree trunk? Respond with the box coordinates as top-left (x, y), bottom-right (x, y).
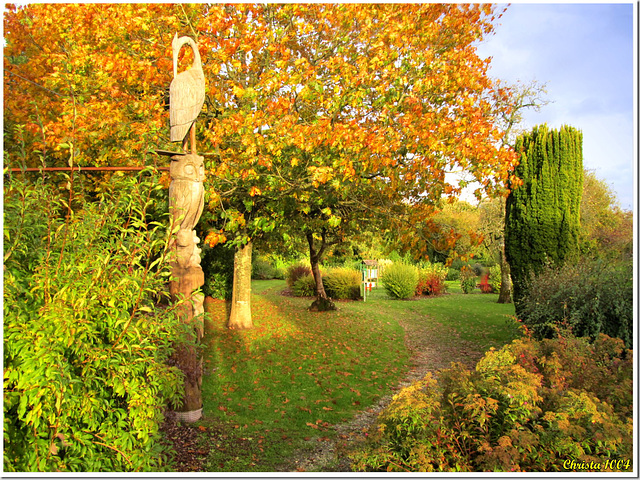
top-left (497, 242), bottom-right (513, 304)
top-left (228, 241), bottom-right (253, 329)
top-left (306, 232), bottom-right (336, 312)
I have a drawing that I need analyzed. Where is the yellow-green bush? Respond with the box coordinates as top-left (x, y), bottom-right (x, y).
top-left (381, 262), bottom-right (419, 299)
top-left (350, 333), bottom-right (633, 472)
top-left (323, 267), bottom-right (361, 300)
top-left (4, 172), bottom-right (187, 472)
top-left (488, 264), bottom-right (502, 293)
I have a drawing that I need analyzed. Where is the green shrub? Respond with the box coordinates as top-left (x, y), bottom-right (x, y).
top-left (3, 172), bottom-right (187, 472)
top-left (273, 266), bottom-right (287, 280)
top-left (292, 274), bottom-right (316, 297)
top-left (488, 264), bottom-right (501, 293)
top-left (459, 266), bottom-right (477, 294)
top-left (519, 260), bottom-right (633, 348)
top-left (381, 262), bottom-right (418, 299)
top-left (445, 268), bottom-right (461, 281)
top-left (324, 267), bottom-right (362, 300)
top-left (269, 255), bottom-right (288, 280)
top-left (201, 243), bottom-right (234, 300)
top-left (416, 262), bottom-right (448, 296)
top-left (471, 263), bottom-right (486, 277)
top-left (252, 255), bottom-right (276, 280)
top-left (349, 333), bottom-right (633, 472)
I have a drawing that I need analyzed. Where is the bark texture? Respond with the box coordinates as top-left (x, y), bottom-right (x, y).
top-left (228, 241), bottom-right (254, 329)
top-left (306, 232), bottom-right (336, 312)
top-left (497, 243), bottom-right (513, 304)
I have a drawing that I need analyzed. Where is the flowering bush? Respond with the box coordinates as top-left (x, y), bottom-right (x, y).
top-left (415, 262), bottom-right (448, 296)
top-left (478, 274), bottom-right (492, 293)
top-left (349, 333), bottom-right (633, 472)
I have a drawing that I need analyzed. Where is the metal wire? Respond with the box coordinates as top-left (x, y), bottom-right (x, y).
top-left (6, 166), bottom-right (169, 172)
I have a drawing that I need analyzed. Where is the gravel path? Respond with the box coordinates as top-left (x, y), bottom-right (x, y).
top-left (286, 315), bottom-right (485, 472)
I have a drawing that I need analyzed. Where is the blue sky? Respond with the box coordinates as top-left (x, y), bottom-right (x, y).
top-left (476, 2), bottom-right (636, 210)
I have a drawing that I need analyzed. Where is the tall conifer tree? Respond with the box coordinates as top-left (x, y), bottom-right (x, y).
top-left (505, 124), bottom-right (583, 311)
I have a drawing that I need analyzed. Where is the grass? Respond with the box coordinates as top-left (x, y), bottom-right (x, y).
top-left (180, 279), bottom-right (519, 472)
top-left (198, 280), bottom-right (409, 471)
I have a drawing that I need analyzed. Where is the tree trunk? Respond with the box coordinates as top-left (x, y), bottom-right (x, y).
top-left (306, 232), bottom-right (336, 312)
top-left (228, 241), bottom-right (253, 329)
top-left (497, 242), bottom-right (513, 304)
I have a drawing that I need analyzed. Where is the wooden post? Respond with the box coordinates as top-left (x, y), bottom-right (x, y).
top-left (168, 153), bottom-right (205, 422)
top-left (167, 33), bottom-right (207, 422)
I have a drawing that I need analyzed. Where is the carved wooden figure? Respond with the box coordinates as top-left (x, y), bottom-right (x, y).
top-left (169, 153), bottom-right (205, 233)
top-left (170, 33), bottom-right (205, 155)
top-left (168, 153), bottom-right (206, 423)
top-left (167, 33), bottom-right (206, 422)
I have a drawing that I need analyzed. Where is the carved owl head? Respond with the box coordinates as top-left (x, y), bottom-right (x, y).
top-left (170, 154), bottom-right (205, 182)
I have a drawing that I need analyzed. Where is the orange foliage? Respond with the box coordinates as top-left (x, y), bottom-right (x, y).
top-left (4, 4), bottom-right (519, 245)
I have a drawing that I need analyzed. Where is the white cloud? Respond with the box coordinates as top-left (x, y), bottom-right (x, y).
top-left (477, 2), bottom-right (635, 211)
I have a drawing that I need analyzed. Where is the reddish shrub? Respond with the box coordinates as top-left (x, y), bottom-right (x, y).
top-left (286, 263), bottom-right (312, 289)
top-left (416, 274), bottom-right (446, 296)
top-left (479, 274), bottom-right (492, 293)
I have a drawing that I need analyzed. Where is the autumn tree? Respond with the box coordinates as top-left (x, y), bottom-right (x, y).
top-left (5, 4), bottom-right (522, 320)
top-left (390, 199), bottom-right (484, 264)
top-left (579, 169), bottom-right (632, 260)
top-left (180, 4), bottom-right (519, 314)
top-left (505, 124), bottom-right (584, 311)
top-left (3, 4), bottom-right (190, 173)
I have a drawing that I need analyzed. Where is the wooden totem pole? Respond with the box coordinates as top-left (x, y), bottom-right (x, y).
top-left (168, 33), bottom-right (206, 422)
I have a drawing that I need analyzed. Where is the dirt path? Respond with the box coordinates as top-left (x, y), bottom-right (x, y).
top-left (286, 314), bottom-right (486, 472)
top-left (161, 295), bottom-right (488, 472)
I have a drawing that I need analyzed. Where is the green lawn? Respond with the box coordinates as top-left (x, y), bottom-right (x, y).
top-left (181, 279), bottom-right (519, 472)
top-left (348, 280), bottom-right (519, 353)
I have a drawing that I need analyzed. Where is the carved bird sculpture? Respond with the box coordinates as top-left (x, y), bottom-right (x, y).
top-left (170, 34), bottom-right (205, 154)
top-left (169, 153), bottom-right (205, 234)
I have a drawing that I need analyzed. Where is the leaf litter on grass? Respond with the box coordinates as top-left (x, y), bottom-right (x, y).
top-left (165, 280), bottom-right (518, 472)
top-left (190, 281), bottom-right (410, 471)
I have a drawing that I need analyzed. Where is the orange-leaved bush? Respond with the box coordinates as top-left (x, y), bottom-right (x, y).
top-left (349, 332), bottom-right (633, 472)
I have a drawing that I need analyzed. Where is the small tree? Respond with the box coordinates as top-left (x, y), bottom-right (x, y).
top-left (579, 169), bottom-right (633, 260)
top-left (505, 124), bottom-right (583, 311)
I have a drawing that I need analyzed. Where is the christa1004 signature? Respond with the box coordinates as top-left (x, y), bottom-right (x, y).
top-left (563, 458), bottom-right (631, 471)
